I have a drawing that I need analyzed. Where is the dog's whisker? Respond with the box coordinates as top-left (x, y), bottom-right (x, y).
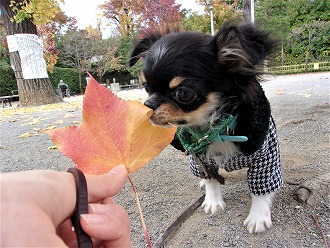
top-left (167, 122), bottom-right (178, 127)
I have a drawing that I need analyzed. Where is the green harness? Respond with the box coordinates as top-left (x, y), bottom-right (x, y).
top-left (176, 115), bottom-right (248, 155)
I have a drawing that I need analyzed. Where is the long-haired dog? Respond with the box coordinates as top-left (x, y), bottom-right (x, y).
top-left (129, 22), bottom-right (283, 234)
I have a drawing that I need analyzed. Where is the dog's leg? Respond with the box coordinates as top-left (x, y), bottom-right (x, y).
top-left (200, 178), bottom-right (226, 214)
top-left (243, 192), bottom-right (275, 233)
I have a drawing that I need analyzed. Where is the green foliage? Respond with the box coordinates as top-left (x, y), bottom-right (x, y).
top-left (255, 0), bottom-right (330, 65)
top-left (0, 27), bottom-right (8, 61)
top-left (128, 61), bottom-right (142, 78)
top-left (288, 0), bottom-right (330, 27)
top-left (182, 11), bottom-right (211, 33)
top-left (0, 62), bottom-right (80, 96)
top-left (103, 70), bottom-right (133, 86)
top-left (116, 35), bottom-right (134, 66)
top-left (255, 0), bottom-right (291, 40)
top-left (285, 21), bottom-right (330, 64)
top-left (0, 61), bottom-right (17, 96)
top-left (9, 0), bottom-right (64, 25)
top-left (48, 67), bottom-right (80, 94)
top-left (115, 35), bottom-right (144, 78)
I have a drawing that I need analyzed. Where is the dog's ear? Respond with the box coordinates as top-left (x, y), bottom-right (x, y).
top-left (129, 32), bottom-right (164, 67)
top-left (213, 22), bottom-right (276, 74)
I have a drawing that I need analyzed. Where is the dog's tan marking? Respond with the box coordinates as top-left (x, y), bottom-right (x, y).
top-left (169, 77), bottom-right (185, 89)
top-left (186, 93), bottom-right (220, 124)
top-left (150, 92), bottom-right (220, 126)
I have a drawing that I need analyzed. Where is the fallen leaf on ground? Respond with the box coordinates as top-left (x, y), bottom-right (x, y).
top-left (1, 100), bottom-right (82, 119)
top-left (48, 145), bottom-right (58, 150)
top-left (43, 125), bottom-right (57, 131)
top-left (18, 132), bottom-right (38, 138)
top-left (20, 118), bottom-right (41, 126)
top-left (298, 93), bottom-right (311, 98)
top-left (63, 113), bottom-right (75, 118)
top-left (46, 76), bottom-right (176, 174)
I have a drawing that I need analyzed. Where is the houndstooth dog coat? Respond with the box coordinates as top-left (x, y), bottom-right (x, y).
top-left (188, 118), bottom-right (283, 195)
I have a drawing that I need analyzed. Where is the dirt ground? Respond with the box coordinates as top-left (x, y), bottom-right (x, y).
top-left (1, 72), bottom-right (329, 247)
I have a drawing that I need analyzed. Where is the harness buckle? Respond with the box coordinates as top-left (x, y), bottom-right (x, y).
top-left (226, 126), bottom-right (235, 135)
top-left (197, 135), bottom-right (209, 144)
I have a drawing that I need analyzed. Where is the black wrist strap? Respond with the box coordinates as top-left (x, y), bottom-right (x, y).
top-left (67, 168), bottom-right (93, 248)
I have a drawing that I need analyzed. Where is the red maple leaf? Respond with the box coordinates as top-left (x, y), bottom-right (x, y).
top-left (46, 76), bottom-right (176, 174)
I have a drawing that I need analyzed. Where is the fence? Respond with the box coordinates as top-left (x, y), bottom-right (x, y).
top-left (268, 61), bottom-right (330, 75)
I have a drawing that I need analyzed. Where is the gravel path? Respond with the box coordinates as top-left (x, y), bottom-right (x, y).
top-left (1, 72), bottom-right (329, 247)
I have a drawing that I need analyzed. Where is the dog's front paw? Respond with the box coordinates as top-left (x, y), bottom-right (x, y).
top-left (243, 193), bottom-right (275, 234)
top-left (243, 210), bottom-right (272, 233)
top-left (202, 198), bottom-right (226, 214)
top-left (200, 179), bottom-right (226, 214)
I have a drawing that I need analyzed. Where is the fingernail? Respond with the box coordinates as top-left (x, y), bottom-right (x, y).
top-left (109, 164), bottom-right (127, 175)
top-left (88, 203), bottom-right (112, 214)
top-left (81, 214), bottom-right (105, 224)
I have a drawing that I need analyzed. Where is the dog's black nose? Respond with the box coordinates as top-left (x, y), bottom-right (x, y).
top-left (144, 93), bottom-right (164, 110)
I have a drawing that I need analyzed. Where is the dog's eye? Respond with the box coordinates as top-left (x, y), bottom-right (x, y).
top-left (174, 88), bottom-right (197, 104)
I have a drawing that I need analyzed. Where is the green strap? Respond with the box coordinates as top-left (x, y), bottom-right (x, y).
top-left (176, 115), bottom-right (248, 155)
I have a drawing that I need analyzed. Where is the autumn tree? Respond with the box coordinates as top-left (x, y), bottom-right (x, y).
top-left (197, 0), bottom-right (241, 31)
top-left (181, 8), bottom-right (211, 33)
top-left (88, 37), bottom-right (124, 82)
top-left (182, 1), bottom-right (241, 33)
top-left (56, 29), bottom-right (93, 93)
top-left (56, 25), bottom-right (110, 92)
top-left (99, 0), bottom-right (182, 35)
top-left (37, 12), bottom-right (78, 72)
top-left (99, 0), bottom-right (140, 36)
top-left (139, 0), bottom-right (182, 32)
top-left (0, 0), bottom-right (63, 106)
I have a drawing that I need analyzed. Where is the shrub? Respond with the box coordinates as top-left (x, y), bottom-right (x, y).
top-left (103, 70), bottom-right (133, 86)
top-left (0, 61), bottom-right (17, 96)
top-left (48, 67), bottom-right (80, 94)
top-left (0, 63), bottom-right (80, 96)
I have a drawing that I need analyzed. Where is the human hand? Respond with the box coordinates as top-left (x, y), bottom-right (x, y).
top-left (1, 164), bottom-right (130, 247)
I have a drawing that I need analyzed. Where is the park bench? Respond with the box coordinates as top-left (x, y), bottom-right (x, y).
top-left (120, 84), bottom-right (141, 90)
top-left (0, 90), bottom-right (19, 108)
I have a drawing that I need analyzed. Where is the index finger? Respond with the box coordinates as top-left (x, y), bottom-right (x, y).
top-left (85, 164), bottom-right (128, 203)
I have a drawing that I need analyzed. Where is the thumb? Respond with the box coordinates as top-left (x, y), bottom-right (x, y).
top-left (86, 164), bottom-right (128, 203)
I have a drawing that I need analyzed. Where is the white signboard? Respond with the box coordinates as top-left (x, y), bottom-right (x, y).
top-left (6, 34), bottom-right (49, 79)
top-left (6, 35), bottom-right (19, 52)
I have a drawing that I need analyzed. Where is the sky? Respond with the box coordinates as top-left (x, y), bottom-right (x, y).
top-left (60, 0), bottom-right (204, 30)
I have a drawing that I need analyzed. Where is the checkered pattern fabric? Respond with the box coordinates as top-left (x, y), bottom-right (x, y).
top-left (188, 118), bottom-right (283, 195)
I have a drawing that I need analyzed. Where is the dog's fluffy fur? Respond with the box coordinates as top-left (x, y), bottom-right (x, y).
top-left (130, 22), bottom-right (279, 234)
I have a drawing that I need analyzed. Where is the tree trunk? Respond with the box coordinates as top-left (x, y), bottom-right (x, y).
top-left (305, 29), bottom-right (311, 73)
top-left (0, 0), bottom-right (61, 106)
top-left (281, 40), bottom-right (284, 66)
top-left (10, 51), bottom-right (61, 105)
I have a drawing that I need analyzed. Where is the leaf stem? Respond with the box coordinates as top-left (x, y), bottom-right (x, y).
top-left (128, 175), bottom-right (152, 248)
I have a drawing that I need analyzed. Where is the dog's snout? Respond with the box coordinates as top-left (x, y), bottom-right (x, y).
top-left (144, 93), bottom-right (164, 110)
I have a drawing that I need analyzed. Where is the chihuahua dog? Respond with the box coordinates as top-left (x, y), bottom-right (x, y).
top-left (129, 22), bottom-right (283, 234)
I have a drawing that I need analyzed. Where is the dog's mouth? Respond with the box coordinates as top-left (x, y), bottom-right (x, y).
top-left (146, 92), bottom-right (221, 128)
top-left (148, 108), bottom-right (188, 128)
